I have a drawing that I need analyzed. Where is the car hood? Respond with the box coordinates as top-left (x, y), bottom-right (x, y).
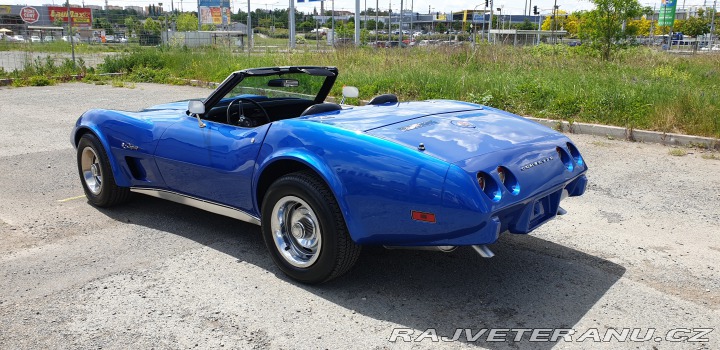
top-left (304, 100), bottom-right (562, 163)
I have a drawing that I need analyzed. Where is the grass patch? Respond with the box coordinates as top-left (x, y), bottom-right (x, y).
top-left (4, 43), bottom-right (720, 138)
top-left (0, 41), bottom-right (138, 54)
top-left (668, 148), bottom-right (688, 156)
top-left (701, 153), bottom-right (720, 160)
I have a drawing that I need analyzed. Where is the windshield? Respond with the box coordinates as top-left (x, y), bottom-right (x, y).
top-left (220, 72), bottom-right (327, 101)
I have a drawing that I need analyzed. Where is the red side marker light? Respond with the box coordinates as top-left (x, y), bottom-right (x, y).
top-left (411, 211), bottom-right (436, 223)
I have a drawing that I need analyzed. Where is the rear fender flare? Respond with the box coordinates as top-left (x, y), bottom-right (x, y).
top-left (254, 150), bottom-right (359, 241)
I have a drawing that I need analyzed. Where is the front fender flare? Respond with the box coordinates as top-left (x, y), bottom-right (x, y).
top-left (72, 123), bottom-right (132, 188)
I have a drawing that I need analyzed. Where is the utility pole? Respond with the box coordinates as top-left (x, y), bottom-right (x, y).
top-left (399, 0), bottom-right (403, 43)
top-left (710, 0), bottom-right (717, 45)
top-left (410, 0), bottom-right (413, 37)
top-left (67, 0), bottom-right (75, 65)
top-left (248, 0), bottom-right (253, 50)
top-left (488, 0), bottom-right (493, 42)
top-left (355, 0), bottom-right (360, 45)
top-left (289, 0), bottom-right (296, 49)
top-left (650, 4), bottom-right (656, 45)
top-left (481, 1), bottom-right (486, 42)
top-left (551, 0), bottom-right (557, 44)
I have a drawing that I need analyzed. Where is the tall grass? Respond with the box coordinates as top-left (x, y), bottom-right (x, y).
top-left (94, 44), bottom-right (719, 138)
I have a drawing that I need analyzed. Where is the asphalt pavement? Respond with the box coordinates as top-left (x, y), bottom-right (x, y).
top-left (0, 83), bottom-right (718, 349)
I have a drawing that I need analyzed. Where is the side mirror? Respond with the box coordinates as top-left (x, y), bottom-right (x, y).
top-left (188, 100), bottom-right (206, 128)
top-left (342, 86), bottom-right (359, 98)
top-left (340, 86), bottom-right (359, 104)
top-left (188, 100), bottom-right (205, 114)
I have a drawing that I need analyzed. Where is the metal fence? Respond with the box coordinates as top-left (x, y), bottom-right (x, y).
top-left (1, 30), bottom-right (719, 74)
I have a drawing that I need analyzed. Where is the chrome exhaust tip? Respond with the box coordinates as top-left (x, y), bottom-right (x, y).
top-left (471, 245), bottom-right (495, 258)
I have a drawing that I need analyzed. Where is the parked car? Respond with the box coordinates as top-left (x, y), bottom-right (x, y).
top-left (385, 41), bottom-right (407, 48)
top-left (12, 35), bottom-right (25, 42)
top-left (71, 66), bottom-right (588, 284)
top-left (700, 44), bottom-right (720, 52)
top-left (43, 36), bottom-right (56, 42)
top-left (30, 35), bottom-right (41, 42)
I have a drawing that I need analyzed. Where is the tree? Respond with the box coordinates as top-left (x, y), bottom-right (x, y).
top-left (176, 12), bottom-right (199, 32)
top-left (143, 18), bottom-right (161, 34)
top-left (678, 16), bottom-right (710, 37)
top-left (564, 12), bottom-right (584, 37)
top-left (627, 16), bottom-right (651, 36)
top-left (579, 0), bottom-right (646, 60)
top-left (541, 10), bottom-right (568, 31)
top-left (298, 21), bottom-right (315, 32)
top-left (124, 16), bottom-right (139, 37)
top-left (514, 18), bottom-right (537, 30)
top-left (94, 17), bottom-right (114, 34)
top-left (435, 22), bottom-right (446, 33)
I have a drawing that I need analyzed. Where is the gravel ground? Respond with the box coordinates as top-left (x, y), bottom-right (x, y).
top-left (0, 51), bottom-right (112, 72)
top-left (0, 83), bottom-right (719, 349)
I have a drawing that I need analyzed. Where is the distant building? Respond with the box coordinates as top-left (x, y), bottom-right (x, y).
top-left (145, 5), bottom-right (164, 15)
top-left (125, 6), bottom-right (144, 15)
top-left (105, 5), bottom-right (123, 11)
top-left (85, 5), bottom-right (102, 11)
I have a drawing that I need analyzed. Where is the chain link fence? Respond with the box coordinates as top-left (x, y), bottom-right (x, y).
top-left (1, 5), bottom-right (719, 74)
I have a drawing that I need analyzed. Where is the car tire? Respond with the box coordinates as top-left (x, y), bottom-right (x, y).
top-left (77, 133), bottom-right (131, 207)
top-left (262, 171), bottom-right (361, 284)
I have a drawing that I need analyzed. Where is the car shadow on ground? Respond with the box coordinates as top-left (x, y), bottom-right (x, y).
top-left (99, 195), bottom-right (625, 349)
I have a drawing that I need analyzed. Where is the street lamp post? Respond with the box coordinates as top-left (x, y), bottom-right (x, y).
top-left (472, 4), bottom-right (482, 48)
top-left (551, 0), bottom-right (558, 45)
top-left (481, 1), bottom-right (486, 42)
top-left (376, 0), bottom-right (379, 43)
top-left (487, 0), bottom-right (493, 42)
top-left (247, 0), bottom-right (253, 51)
top-left (66, 0), bottom-right (75, 65)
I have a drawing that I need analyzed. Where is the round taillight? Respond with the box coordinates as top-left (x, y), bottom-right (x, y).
top-left (497, 167), bottom-right (506, 184)
top-left (556, 147), bottom-right (574, 171)
top-left (497, 166), bottom-right (520, 195)
top-left (478, 174), bottom-right (486, 191)
top-left (567, 142), bottom-right (584, 166)
top-left (477, 172), bottom-right (502, 202)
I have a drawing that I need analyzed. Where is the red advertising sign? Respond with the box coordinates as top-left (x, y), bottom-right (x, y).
top-left (20, 6), bottom-right (40, 24)
top-left (47, 7), bottom-right (93, 27)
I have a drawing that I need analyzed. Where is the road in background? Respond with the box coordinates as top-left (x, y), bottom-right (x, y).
top-left (1, 83), bottom-right (719, 349)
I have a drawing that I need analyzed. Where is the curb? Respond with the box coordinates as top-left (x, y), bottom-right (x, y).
top-left (527, 117), bottom-right (720, 151)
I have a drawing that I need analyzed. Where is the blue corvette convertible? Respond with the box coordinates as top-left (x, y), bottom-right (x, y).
top-left (72, 66), bottom-right (587, 283)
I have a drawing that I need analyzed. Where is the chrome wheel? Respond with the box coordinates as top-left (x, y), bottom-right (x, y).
top-left (271, 195), bottom-right (322, 268)
top-left (80, 146), bottom-right (102, 195)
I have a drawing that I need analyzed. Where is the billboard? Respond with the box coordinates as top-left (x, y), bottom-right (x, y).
top-left (48, 6), bottom-right (93, 27)
top-left (199, 0), bottom-right (231, 25)
top-left (658, 0), bottom-right (677, 27)
top-left (19, 6), bottom-right (40, 24)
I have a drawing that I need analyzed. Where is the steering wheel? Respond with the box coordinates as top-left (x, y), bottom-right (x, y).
top-left (226, 97), bottom-right (271, 126)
